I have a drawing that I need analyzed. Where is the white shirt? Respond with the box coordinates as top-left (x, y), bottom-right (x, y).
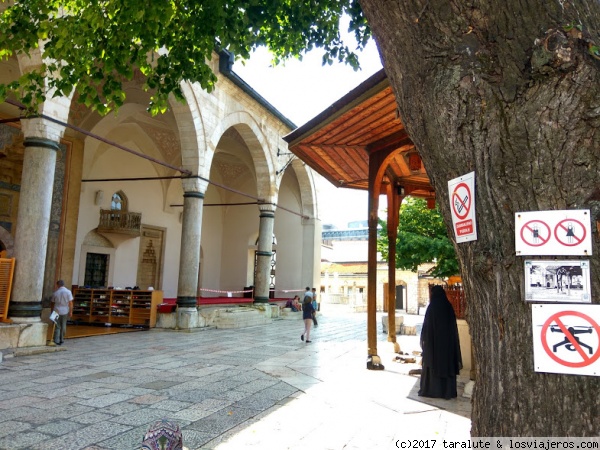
top-left (52, 286), bottom-right (73, 315)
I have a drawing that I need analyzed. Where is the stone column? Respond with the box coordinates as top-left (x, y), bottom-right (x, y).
top-left (9, 118), bottom-right (66, 343)
top-left (301, 217), bottom-right (321, 292)
top-left (253, 204), bottom-right (275, 303)
top-left (176, 179), bottom-right (206, 329)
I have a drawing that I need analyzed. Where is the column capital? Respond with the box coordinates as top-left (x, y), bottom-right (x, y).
top-left (21, 117), bottom-right (66, 143)
top-left (258, 203), bottom-right (276, 216)
top-left (181, 177), bottom-right (208, 193)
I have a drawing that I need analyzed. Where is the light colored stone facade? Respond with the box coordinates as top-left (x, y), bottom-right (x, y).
top-left (0, 50), bottom-right (325, 346)
top-left (320, 242), bottom-right (445, 313)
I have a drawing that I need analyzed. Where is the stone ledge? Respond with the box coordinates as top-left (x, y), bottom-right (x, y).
top-left (1, 344), bottom-right (66, 362)
top-left (0, 322), bottom-right (49, 350)
top-left (280, 309), bottom-right (302, 320)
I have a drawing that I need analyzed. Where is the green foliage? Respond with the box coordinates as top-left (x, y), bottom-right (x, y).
top-left (0, 0), bottom-right (371, 115)
top-left (377, 197), bottom-right (459, 279)
top-left (588, 44), bottom-right (600, 59)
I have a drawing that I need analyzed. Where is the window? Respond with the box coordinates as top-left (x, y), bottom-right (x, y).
top-left (84, 253), bottom-right (109, 288)
top-left (111, 191), bottom-right (128, 211)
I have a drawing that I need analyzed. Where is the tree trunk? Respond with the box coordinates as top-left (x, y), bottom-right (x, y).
top-left (360, 0), bottom-right (600, 436)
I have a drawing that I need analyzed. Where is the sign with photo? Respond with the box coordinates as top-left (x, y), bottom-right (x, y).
top-left (524, 260), bottom-right (591, 303)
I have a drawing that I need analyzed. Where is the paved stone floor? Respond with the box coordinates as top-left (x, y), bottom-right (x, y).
top-left (0, 307), bottom-right (471, 450)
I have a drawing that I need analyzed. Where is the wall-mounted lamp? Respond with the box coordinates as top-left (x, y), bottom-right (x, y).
top-left (94, 190), bottom-right (104, 205)
top-left (397, 185), bottom-right (405, 196)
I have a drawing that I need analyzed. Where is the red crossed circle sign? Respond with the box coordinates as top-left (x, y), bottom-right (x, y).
top-left (554, 218), bottom-right (587, 247)
top-left (520, 220), bottom-right (551, 247)
top-left (541, 310), bottom-right (600, 368)
top-left (451, 182), bottom-right (471, 220)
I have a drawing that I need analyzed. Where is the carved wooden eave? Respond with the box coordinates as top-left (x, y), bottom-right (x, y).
top-left (283, 69), bottom-right (433, 201)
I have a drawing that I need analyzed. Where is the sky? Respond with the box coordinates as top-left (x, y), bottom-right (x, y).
top-left (233, 36), bottom-right (383, 229)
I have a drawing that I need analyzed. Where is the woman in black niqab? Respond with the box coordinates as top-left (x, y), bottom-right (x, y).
top-left (418, 285), bottom-right (463, 399)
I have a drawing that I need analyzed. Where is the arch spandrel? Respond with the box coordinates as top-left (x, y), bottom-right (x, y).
top-left (289, 158), bottom-right (318, 220)
top-left (171, 83), bottom-right (208, 186)
top-left (15, 51), bottom-right (72, 140)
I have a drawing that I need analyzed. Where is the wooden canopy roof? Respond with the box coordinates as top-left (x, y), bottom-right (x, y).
top-left (283, 69), bottom-right (434, 200)
top-left (284, 69), bottom-right (437, 366)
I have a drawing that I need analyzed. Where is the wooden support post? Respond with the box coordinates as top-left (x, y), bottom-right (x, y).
top-left (386, 183), bottom-right (402, 354)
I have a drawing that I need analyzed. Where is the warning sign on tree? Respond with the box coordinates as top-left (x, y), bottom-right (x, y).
top-left (448, 171), bottom-right (477, 243)
top-left (532, 304), bottom-right (600, 376)
top-left (515, 210), bottom-right (592, 256)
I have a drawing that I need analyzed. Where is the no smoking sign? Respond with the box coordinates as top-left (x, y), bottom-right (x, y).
top-left (532, 304), bottom-right (600, 376)
top-left (448, 171), bottom-right (477, 243)
top-left (515, 210), bottom-right (592, 256)
top-left (451, 182), bottom-right (471, 220)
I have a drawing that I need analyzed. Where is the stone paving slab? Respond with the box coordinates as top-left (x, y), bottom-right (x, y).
top-left (0, 311), bottom-right (471, 449)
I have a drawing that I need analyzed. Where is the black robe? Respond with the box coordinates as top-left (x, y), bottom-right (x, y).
top-left (418, 285), bottom-right (463, 399)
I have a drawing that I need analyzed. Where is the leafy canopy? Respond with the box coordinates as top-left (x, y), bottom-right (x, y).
top-left (377, 197), bottom-right (459, 279)
top-left (0, 0), bottom-right (370, 116)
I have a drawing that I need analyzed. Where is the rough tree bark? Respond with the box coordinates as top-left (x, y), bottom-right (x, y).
top-left (359, 0), bottom-right (600, 436)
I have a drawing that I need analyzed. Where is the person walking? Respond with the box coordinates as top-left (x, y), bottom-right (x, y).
top-left (311, 287), bottom-right (318, 327)
top-left (418, 285), bottom-right (462, 399)
top-left (301, 295), bottom-right (315, 343)
top-left (51, 280), bottom-right (73, 346)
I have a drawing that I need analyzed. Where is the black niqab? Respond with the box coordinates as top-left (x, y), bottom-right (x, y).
top-left (418, 285), bottom-right (463, 399)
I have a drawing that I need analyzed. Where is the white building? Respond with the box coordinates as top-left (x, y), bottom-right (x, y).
top-left (0, 50), bottom-right (323, 347)
top-left (319, 221), bottom-right (443, 314)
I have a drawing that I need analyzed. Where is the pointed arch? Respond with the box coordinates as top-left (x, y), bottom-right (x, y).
top-left (209, 111), bottom-right (276, 201)
top-left (110, 190), bottom-right (128, 211)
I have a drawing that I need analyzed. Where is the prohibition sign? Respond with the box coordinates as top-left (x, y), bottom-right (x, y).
top-left (540, 310), bottom-right (600, 368)
top-left (520, 220), bottom-right (551, 247)
top-left (452, 182), bottom-right (471, 220)
top-left (554, 218), bottom-right (587, 247)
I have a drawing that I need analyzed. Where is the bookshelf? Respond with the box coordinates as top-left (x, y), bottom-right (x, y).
top-left (72, 288), bottom-right (162, 327)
